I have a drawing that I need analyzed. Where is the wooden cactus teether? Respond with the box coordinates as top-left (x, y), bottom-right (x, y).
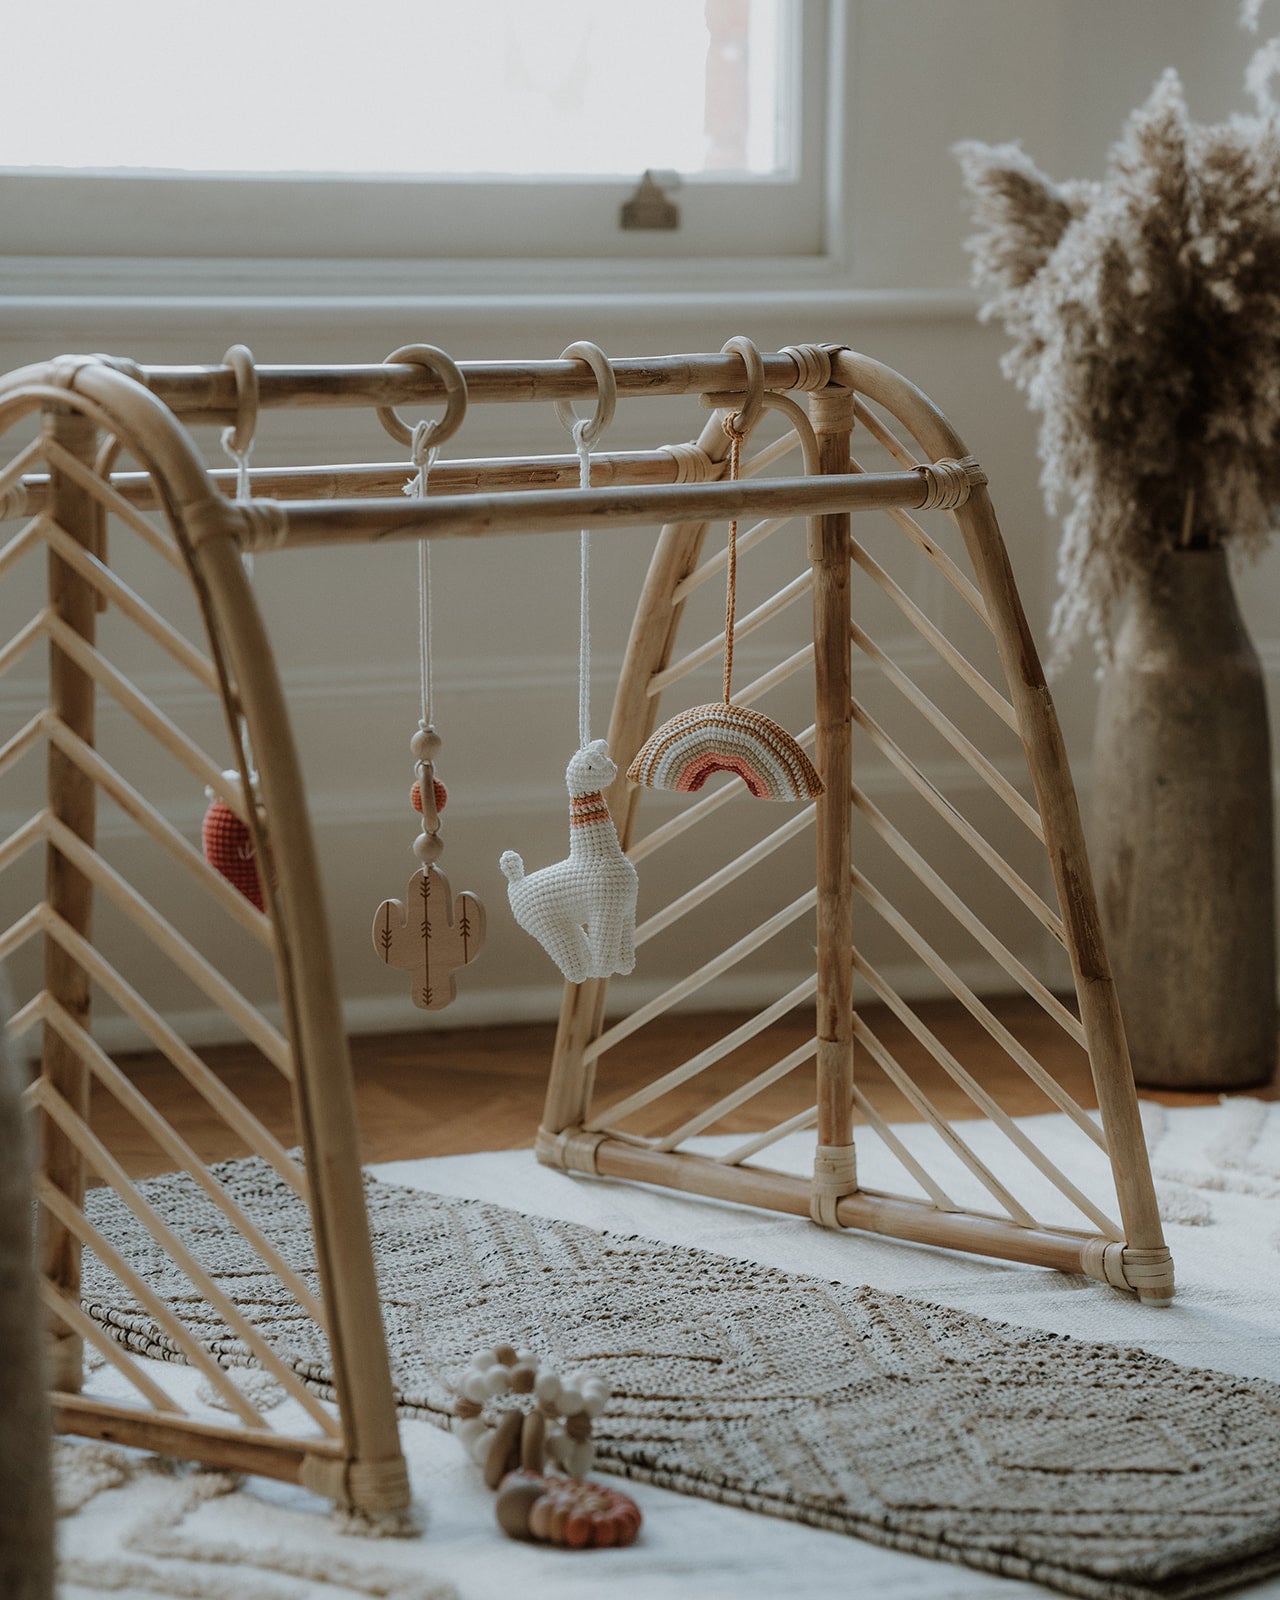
top-left (369, 345), bottom-right (485, 1009)
top-left (372, 724), bottom-right (485, 1011)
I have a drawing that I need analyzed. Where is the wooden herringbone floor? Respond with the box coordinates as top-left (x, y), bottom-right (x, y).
top-left (92, 998), bottom-right (1279, 1178)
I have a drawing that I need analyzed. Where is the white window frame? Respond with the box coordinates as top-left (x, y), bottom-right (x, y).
top-left (0, 2), bottom-right (845, 298)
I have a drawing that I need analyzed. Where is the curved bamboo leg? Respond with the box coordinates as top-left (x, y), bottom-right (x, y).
top-left (832, 351), bottom-right (1172, 1304)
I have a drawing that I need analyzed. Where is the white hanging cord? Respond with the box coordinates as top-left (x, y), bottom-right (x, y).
top-left (553, 341), bottom-right (616, 752)
top-left (220, 344), bottom-right (259, 581)
top-left (574, 418), bottom-right (593, 750)
top-left (409, 419), bottom-right (440, 731)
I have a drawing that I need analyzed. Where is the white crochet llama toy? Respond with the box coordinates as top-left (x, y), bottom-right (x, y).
top-left (500, 739), bottom-right (638, 983)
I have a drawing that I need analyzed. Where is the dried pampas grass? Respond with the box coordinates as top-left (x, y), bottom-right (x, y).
top-left (958, 45), bottom-right (1280, 664)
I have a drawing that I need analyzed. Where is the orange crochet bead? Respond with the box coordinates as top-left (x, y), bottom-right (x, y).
top-left (410, 778), bottom-right (448, 815)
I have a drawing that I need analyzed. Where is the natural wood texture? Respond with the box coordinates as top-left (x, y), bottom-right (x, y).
top-left (810, 388), bottom-right (856, 1162)
top-left (40, 404), bottom-right (98, 1394)
top-left (372, 866), bottom-right (485, 1011)
top-left (0, 342), bottom-right (1205, 1510)
top-left (240, 470), bottom-right (960, 552)
top-left (52, 1395), bottom-right (346, 1489)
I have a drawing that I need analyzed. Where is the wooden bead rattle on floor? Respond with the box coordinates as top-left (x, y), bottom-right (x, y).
top-left (451, 1342), bottom-right (642, 1548)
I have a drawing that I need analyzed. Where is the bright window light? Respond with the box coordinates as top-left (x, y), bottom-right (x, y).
top-left (1, 0), bottom-right (788, 177)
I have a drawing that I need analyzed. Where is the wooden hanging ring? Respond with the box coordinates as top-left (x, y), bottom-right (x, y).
top-left (377, 344), bottom-right (469, 451)
top-left (220, 344), bottom-right (259, 461)
top-left (553, 342), bottom-right (616, 447)
top-left (719, 334), bottom-right (765, 440)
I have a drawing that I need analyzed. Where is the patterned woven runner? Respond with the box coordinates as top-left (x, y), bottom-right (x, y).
top-left (82, 1158), bottom-right (1280, 1600)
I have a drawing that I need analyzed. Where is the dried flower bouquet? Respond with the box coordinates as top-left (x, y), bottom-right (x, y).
top-left (957, 50), bottom-right (1280, 665)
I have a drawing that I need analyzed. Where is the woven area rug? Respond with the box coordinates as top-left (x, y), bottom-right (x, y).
top-left (79, 1154), bottom-right (1280, 1600)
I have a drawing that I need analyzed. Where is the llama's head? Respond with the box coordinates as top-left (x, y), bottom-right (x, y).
top-left (566, 738), bottom-right (617, 794)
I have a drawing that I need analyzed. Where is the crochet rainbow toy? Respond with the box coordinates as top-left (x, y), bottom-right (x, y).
top-left (627, 703), bottom-right (823, 801)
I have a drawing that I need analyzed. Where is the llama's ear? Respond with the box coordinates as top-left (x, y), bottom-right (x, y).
top-left (590, 738), bottom-right (610, 754)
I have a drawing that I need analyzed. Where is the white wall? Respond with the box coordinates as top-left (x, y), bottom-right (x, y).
top-left (1, 1), bottom-right (1271, 1050)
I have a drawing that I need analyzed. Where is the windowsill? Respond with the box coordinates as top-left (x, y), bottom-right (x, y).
top-left (0, 253), bottom-right (980, 326)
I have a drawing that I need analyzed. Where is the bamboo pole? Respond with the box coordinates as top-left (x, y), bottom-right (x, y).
top-left (583, 887), bottom-right (819, 1067)
top-left (810, 388), bottom-right (856, 1161)
top-left (16, 447), bottom-right (722, 516)
top-left (110, 350), bottom-right (828, 423)
top-left (42, 521), bottom-right (219, 690)
top-left (591, 1137), bottom-right (1098, 1275)
top-left (0, 608), bottom-right (48, 680)
top-left (39, 436), bottom-right (186, 573)
top-left (0, 516), bottom-right (45, 582)
top-left (240, 470), bottom-right (954, 551)
top-left (40, 403), bottom-right (97, 1394)
top-left (40, 1282), bottom-right (185, 1414)
top-left (849, 1087), bottom-right (960, 1211)
top-left (54, 1396), bottom-right (345, 1488)
top-left (191, 530), bottom-right (411, 1511)
top-left (720, 1104), bottom-right (819, 1165)
top-left (41, 613), bottom-right (247, 820)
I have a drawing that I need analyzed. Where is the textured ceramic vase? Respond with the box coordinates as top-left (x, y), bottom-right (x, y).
top-left (1092, 547), bottom-right (1278, 1089)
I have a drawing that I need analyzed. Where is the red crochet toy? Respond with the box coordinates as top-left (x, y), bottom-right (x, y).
top-left (202, 773), bottom-right (264, 912)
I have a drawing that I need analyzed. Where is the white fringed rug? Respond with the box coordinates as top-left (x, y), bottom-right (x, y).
top-left (58, 1101), bottom-right (1280, 1600)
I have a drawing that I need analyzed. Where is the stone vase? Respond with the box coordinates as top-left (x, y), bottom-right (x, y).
top-left (1092, 546), bottom-right (1278, 1089)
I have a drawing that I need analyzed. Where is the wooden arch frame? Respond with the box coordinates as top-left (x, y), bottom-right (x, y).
top-left (0, 343), bottom-right (1171, 1517)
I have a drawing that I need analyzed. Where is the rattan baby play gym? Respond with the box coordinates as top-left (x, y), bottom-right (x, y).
top-left (0, 341), bottom-right (1172, 1516)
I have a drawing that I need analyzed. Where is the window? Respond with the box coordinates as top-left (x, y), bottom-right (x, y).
top-left (0, 0), bottom-right (833, 267)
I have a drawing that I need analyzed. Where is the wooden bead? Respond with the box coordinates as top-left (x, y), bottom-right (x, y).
top-left (510, 1364), bottom-right (537, 1394)
top-left (493, 1342), bottom-right (519, 1368)
top-left (564, 1411), bottom-right (592, 1442)
top-left (520, 1408), bottom-right (546, 1473)
top-left (494, 1470), bottom-right (547, 1541)
top-left (410, 725), bottom-right (442, 760)
top-left (453, 1396), bottom-right (483, 1420)
top-left (412, 831), bottom-right (443, 865)
top-left (483, 1409), bottom-right (524, 1490)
